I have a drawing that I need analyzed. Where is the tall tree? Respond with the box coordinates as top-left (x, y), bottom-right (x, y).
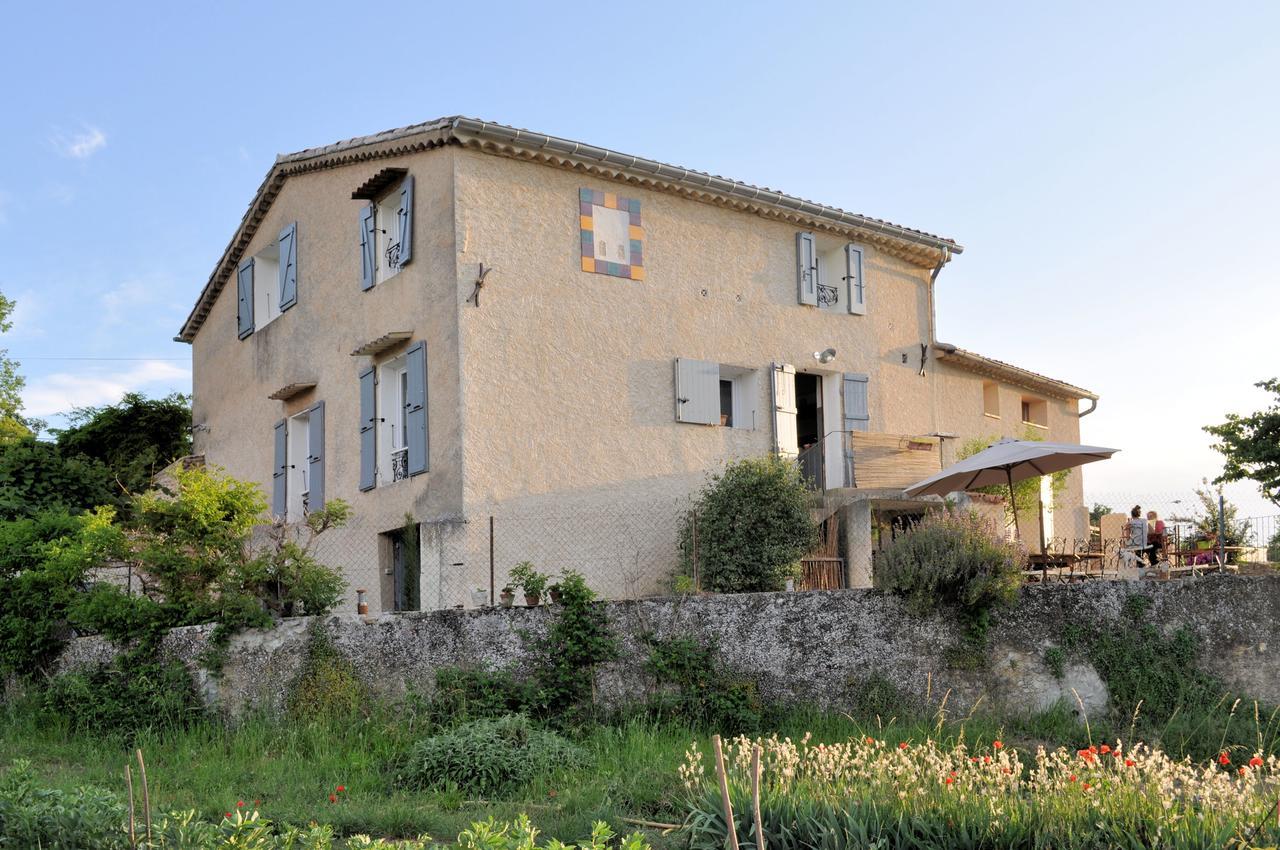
top-left (1204, 378), bottom-right (1280, 506)
top-left (0, 292), bottom-right (31, 442)
top-left (52, 392), bottom-right (192, 497)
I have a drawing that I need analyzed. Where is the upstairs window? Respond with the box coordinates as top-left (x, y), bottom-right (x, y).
top-left (356, 171), bottom-right (414, 290)
top-left (1021, 396), bottom-right (1048, 428)
top-left (236, 222), bottom-right (298, 339)
top-left (796, 232), bottom-right (866, 315)
top-left (271, 400), bottom-right (324, 521)
top-left (359, 341), bottom-right (429, 492)
top-left (983, 381), bottom-right (1000, 419)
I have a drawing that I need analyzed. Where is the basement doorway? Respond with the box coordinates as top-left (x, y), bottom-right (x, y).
top-left (381, 523), bottom-right (421, 612)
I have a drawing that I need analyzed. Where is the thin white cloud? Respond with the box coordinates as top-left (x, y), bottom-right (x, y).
top-left (22, 360), bottom-right (190, 418)
top-left (51, 125), bottom-right (107, 160)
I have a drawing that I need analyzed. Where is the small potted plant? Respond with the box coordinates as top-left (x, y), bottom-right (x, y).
top-left (471, 587), bottom-right (489, 607)
top-left (548, 582), bottom-right (563, 604)
top-left (499, 586), bottom-right (515, 608)
top-left (510, 561), bottom-right (548, 607)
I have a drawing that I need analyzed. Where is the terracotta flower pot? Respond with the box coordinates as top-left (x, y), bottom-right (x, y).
top-left (548, 585), bottom-right (563, 604)
top-left (500, 589), bottom-right (515, 608)
top-left (524, 593), bottom-right (541, 608)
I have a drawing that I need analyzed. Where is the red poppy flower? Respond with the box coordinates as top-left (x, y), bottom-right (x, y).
top-left (944, 776), bottom-right (954, 784)
top-left (328, 794), bottom-right (337, 803)
top-left (983, 756), bottom-right (991, 764)
top-left (865, 736), bottom-right (875, 745)
top-left (1083, 782), bottom-right (1091, 790)
top-left (1250, 756), bottom-right (1264, 767)
top-left (970, 756), bottom-right (979, 763)
top-left (1219, 752), bottom-right (1231, 766)
top-left (236, 801), bottom-right (244, 808)
top-left (1003, 768), bottom-right (1013, 775)
top-left (336, 786), bottom-right (345, 793)
top-left (225, 812), bottom-right (232, 818)
top-left (1099, 745), bottom-right (1111, 755)
top-left (1069, 774), bottom-right (1077, 782)
top-left (993, 741), bottom-right (1003, 749)
top-left (899, 742), bottom-right (909, 750)
top-left (1125, 759), bottom-right (1135, 768)
top-left (1239, 767), bottom-right (1247, 776)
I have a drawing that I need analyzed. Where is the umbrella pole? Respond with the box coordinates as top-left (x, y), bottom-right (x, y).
top-left (1006, 466), bottom-right (1021, 542)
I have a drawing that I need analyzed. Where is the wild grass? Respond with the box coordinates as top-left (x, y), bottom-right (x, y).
top-left (2, 685), bottom-right (1278, 843)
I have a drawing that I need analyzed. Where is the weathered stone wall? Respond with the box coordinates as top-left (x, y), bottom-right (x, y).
top-left (55, 575), bottom-right (1280, 721)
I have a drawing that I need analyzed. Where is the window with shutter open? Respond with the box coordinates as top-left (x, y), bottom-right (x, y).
top-left (272, 418), bottom-right (287, 517)
top-left (405, 341), bottom-right (428, 476)
top-left (307, 400), bottom-right (325, 511)
top-left (773, 363), bottom-right (799, 456)
top-left (359, 366), bottom-right (377, 491)
top-left (796, 232), bottom-right (819, 306)
top-left (842, 373), bottom-right (869, 486)
top-left (278, 222), bottom-right (298, 312)
top-left (844, 243), bottom-right (865, 315)
top-left (237, 259), bottom-right (255, 339)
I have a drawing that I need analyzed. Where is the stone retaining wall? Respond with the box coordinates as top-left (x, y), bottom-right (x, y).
top-left (55, 575), bottom-right (1280, 720)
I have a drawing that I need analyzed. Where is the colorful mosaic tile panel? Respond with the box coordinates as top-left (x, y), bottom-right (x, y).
top-left (579, 187), bottom-right (645, 280)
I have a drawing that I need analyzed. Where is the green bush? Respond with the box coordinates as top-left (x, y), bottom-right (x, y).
top-left (680, 454), bottom-right (817, 593)
top-left (642, 635), bottom-right (761, 732)
top-left (428, 667), bottom-right (539, 723)
top-left (286, 623), bottom-right (365, 721)
top-left (873, 509), bottom-right (1023, 617)
top-left (0, 760), bottom-right (127, 850)
top-left (524, 569), bottom-right (616, 722)
top-left (40, 658), bottom-right (202, 737)
top-left (0, 439), bottom-right (119, 521)
top-left (398, 714), bottom-right (585, 796)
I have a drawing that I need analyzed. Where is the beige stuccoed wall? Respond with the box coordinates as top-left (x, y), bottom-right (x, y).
top-left (190, 148), bottom-right (463, 610)
top-left (450, 150), bottom-right (956, 594)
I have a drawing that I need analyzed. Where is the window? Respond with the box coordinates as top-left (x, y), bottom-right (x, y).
top-left (359, 341), bottom-right (429, 492)
top-left (1021, 396), bottom-right (1048, 428)
top-left (287, 408), bottom-right (311, 521)
top-left (983, 381), bottom-right (1000, 419)
top-left (377, 356), bottom-right (410, 486)
top-left (236, 222), bottom-right (297, 339)
top-left (675, 358), bottom-right (758, 428)
top-left (359, 175), bottom-right (414, 290)
top-left (795, 232), bottom-right (866, 315)
top-left (271, 401), bottom-right (324, 521)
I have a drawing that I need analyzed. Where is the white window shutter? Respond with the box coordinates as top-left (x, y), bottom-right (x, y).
top-left (674, 357), bottom-right (719, 425)
top-left (842, 373), bottom-right (869, 486)
top-left (796, 232), bottom-right (819, 306)
top-left (773, 363), bottom-right (799, 456)
top-left (844, 243), bottom-right (865, 315)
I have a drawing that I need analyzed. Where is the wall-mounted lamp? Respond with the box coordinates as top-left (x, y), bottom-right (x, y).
top-left (813, 348), bottom-right (837, 364)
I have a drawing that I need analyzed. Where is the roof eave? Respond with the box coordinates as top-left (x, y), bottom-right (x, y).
top-left (933, 343), bottom-right (1098, 402)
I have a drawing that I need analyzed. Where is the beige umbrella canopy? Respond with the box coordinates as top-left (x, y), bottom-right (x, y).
top-left (904, 438), bottom-right (1120, 540)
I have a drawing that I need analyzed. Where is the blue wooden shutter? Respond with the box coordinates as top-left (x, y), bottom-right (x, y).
top-left (405, 341), bottom-right (428, 476)
top-left (796, 232), bottom-right (818, 305)
top-left (844, 243), bottom-right (865, 315)
top-left (359, 367), bottom-right (377, 491)
top-left (843, 373), bottom-right (869, 486)
top-left (359, 205), bottom-right (376, 290)
top-left (278, 222), bottom-right (298, 311)
top-left (396, 175), bottom-right (414, 267)
top-left (307, 400), bottom-right (325, 510)
top-left (674, 357), bottom-right (720, 424)
top-left (237, 258), bottom-right (255, 338)
top-left (272, 418), bottom-right (287, 516)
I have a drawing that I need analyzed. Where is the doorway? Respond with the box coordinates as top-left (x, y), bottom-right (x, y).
top-left (795, 373), bottom-right (823, 487)
top-left (382, 523), bottom-right (421, 612)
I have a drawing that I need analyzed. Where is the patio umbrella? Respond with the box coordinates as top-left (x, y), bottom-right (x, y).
top-left (903, 439), bottom-right (1120, 541)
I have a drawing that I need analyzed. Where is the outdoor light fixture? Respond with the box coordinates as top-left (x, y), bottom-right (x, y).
top-left (814, 348), bottom-right (837, 364)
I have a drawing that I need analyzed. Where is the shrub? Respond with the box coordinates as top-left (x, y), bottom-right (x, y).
top-left (286, 622), bottom-right (365, 721)
top-left (236, 501), bottom-right (351, 617)
top-left (681, 454), bottom-right (817, 593)
top-left (524, 569), bottom-right (616, 722)
top-left (39, 658), bottom-right (202, 736)
top-left (642, 635), bottom-right (761, 732)
top-left (873, 509), bottom-right (1023, 617)
top-left (428, 667), bottom-right (539, 723)
top-left (0, 438), bottom-right (119, 521)
top-left (399, 714), bottom-right (585, 796)
top-left (0, 760), bottom-right (126, 850)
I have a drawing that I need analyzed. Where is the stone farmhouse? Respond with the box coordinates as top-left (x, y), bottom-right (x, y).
top-left (178, 117), bottom-right (1097, 611)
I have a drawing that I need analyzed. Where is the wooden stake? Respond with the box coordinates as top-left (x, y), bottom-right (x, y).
top-left (711, 735), bottom-right (740, 850)
top-left (136, 748), bottom-right (152, 843)
top-left (751, 744), bottom-right (765, 850)
top-left (124, 764), bottom-right (136, 850)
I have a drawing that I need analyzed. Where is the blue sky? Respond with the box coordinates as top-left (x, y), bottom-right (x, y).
top-left (2, 1), bottom-right (1277, 515)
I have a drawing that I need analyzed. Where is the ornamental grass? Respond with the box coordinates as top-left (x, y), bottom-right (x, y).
top-left (682, 733), bottom-right (1280, 850)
